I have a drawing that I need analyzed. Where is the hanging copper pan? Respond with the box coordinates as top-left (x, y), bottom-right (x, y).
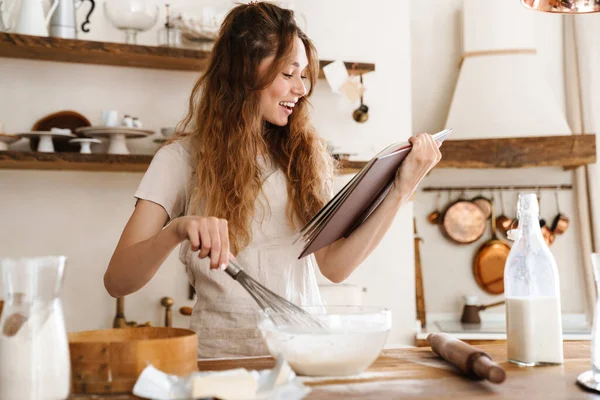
top-left (440, 193), bottom-right (487, 244)
top-left (473, 201), bottom-right (511, 295)
top-left (471, 195), bottom-right (492, 220)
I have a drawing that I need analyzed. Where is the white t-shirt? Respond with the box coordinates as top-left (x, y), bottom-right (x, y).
top-left (135, 139), bottom-right (327, 358)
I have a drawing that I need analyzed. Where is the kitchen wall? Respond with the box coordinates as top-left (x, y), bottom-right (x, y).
top-left (0, 1), bottom-right (417, 344)
top-left (411, 1), bottom-right (598, 319)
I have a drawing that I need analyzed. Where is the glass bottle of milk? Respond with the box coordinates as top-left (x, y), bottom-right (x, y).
top-left (504, 192), bottom-right (564, 366)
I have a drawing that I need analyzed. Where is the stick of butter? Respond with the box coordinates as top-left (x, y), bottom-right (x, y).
top-left (190, 368), bottom-right (258, 400)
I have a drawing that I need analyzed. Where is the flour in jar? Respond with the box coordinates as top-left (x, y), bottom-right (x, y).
top-left (0, 302), bottom-right (71, 400)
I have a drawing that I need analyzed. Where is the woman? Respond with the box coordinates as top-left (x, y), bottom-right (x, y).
top-left (104, 2), bottom-right (441, 358)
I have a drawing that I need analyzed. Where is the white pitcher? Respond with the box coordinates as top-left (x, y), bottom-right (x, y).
top-left (14, 0), bottom-right (59, 36)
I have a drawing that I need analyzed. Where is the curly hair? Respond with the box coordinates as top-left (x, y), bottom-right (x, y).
top-left (174, 2), bottom-right (334, 253)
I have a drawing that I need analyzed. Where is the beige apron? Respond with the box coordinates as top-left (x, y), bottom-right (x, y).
top-left (179, 158), bottom-right (324, 358)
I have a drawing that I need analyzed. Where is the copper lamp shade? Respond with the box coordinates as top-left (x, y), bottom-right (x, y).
top-left (521, 0), bottom-right (600, 13)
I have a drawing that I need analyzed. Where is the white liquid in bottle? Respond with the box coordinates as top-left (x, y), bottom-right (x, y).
top-left (506, 296), bottom-right (563, 365)
top-left (504, 193), bottom-right (564, 366)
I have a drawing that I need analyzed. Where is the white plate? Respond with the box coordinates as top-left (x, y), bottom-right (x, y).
top-left (0, 134), bottom-right (20, 145)
top-left (15, 131), bottom-right (76, 139)
top-left (70, 138), bottom-right (103, 144)
top-left (76, 126), bottom-right (153, 138)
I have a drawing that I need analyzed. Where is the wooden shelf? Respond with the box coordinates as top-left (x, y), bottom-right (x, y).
top-left (1, 135), bottom-right (594, 173)
top-left (0, 151), bottom-right (152, 172)
top-left (0, 33), bottom-right (375, 77)
top-left (338, 134), bottom-right (597, 174)
top-left (0, 150), bottom-right (366, 173)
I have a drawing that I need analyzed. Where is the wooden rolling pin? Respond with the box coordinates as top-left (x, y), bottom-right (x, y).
top-left (427, 333), bottom-right (506, 384)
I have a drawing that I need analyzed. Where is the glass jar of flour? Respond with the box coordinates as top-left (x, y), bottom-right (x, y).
top-left (0, 256), bottom-right (71, 400)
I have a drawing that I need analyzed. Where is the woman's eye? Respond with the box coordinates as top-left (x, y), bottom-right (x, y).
top-left (301, 76), bottom-right (307, 80)
top-left (283, 73), bottom-right (293, 79)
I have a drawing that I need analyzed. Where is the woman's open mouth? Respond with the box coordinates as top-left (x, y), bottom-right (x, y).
top-left (279, 101), bottom-right (295, 114)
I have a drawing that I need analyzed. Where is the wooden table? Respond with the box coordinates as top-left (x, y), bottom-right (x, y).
top-left (70, 341), bottom-right (598, 399)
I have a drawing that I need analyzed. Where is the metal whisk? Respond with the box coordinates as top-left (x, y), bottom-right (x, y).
top-left (224, 258), bottom-right (325, 329)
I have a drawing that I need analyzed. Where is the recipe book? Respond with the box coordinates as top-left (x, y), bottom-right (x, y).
top-left (296, 128), bottom-right (453, 259)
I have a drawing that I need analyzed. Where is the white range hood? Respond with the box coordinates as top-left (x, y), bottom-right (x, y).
top-left (445, 0), bottom-right (571, 138)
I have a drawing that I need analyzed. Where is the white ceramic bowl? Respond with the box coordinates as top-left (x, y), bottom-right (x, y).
top-left (160, 127), bottom-right (175, 137)
top-left (258, 305), bottom-right (391, 376)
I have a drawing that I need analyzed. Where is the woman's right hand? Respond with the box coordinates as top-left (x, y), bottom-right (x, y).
top-left (172, 216), bottom-right (230, 270)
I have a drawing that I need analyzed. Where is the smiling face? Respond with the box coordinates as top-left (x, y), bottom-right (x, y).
top-left (258, 36), bottom-right (309, 126)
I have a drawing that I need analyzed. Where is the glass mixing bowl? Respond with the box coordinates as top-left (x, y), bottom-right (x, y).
top-left (258, 305), bottom-right (391, 376)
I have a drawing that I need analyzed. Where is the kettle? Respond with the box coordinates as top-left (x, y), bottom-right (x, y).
top-left (49, 0), bottom-right (95, 39)
top-left (12, 0), bottom-right (59, 36)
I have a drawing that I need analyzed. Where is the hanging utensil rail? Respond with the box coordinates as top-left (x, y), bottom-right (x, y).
top-left (422, 184), bottom-right (573, 192)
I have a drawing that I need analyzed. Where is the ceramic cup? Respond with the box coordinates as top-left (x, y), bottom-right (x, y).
top-left (102, 110), bottom-right (119, 127)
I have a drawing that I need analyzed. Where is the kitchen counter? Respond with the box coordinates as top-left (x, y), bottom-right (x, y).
top-left (70, 341), bottom-right (596, 399)
top-left (414, 314), bottom-right (592, 346)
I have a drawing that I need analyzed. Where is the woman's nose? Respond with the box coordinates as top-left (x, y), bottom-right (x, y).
top-left (292, 77), bottom-right (307, 97)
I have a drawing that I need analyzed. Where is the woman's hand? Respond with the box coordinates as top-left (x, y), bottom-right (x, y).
top-left (392, 132), bottom-right (441, 200)
top-left (172, 216), bottom-right (230, 270)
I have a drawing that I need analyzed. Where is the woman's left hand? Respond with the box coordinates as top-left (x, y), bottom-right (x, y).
top-left (392, 132), bottom-right (442, 200)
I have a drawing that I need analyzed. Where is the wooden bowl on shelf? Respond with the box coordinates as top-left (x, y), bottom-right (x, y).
top-left (30, 110), bottom-right (91, 153)
top-left (68, 326), bottom-right (197, 394)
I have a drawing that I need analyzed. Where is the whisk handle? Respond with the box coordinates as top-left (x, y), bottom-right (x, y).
top-left (225, 260), bottom-right (242, 279)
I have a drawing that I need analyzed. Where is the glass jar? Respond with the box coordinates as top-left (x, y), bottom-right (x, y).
top-left (0, 256), bottom-right (71, 400)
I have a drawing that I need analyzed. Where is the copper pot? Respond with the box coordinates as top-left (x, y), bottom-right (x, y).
top-left (551, 214), bottom-right (569, 235)
top-left (551, 189), bottom-right (569, 235)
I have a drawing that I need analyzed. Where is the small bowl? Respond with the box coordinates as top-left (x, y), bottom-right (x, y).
top-left (258, 305), bottom-right (391, 376)
top-left (160, 127), bottom-right (175, 137)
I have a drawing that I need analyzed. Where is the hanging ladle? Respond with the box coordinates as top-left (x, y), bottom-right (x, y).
top-left (537, 188), bottom-right (555, 246)
top-left (551, 186), bottom-right (569, 235)
top-left (427, 192), bottom-right (442, 224)
top-left (495, 190), bottom-right (513, 236)
top-left (352, 74), bottom-right (369, 123)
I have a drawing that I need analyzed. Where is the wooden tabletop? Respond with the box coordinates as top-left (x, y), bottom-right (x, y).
top-left (70, 341), bottom-right (598, 399)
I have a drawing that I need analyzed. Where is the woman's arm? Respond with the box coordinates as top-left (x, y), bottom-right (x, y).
top-left (314, 133), bottom-right (441, 283)
top-left (104, 200), bottom-right (231, 298)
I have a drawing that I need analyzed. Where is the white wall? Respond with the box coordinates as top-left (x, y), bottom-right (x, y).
top-left (0, 0), bottom-right (417, 344)
top-left (410, 0), bottom-right (592, 318)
